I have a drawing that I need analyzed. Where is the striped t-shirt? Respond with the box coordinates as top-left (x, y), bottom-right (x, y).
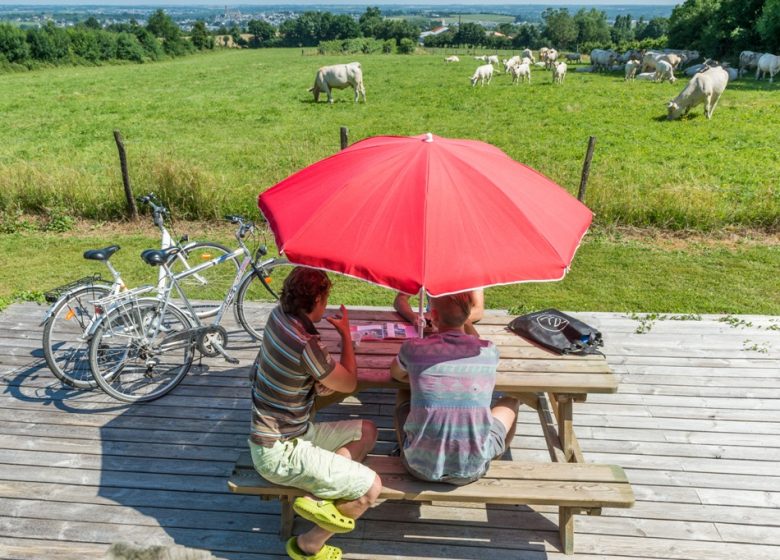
top-left (250, 306), bottom-right (336, 447)
top-left (397, 331), bottom-right (499, 482)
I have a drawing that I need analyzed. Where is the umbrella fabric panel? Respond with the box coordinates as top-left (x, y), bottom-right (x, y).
top-left (258, 133), bottom-right (592, 296)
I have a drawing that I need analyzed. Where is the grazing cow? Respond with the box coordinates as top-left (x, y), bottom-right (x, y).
top-left (545, 48), bottom-right (559, 69)
top-left (510, 62), bottom-right (531, 84)
top-left (739, 50), bottom-right (763, 76)
top-left (565, 52), bottom-right (581, 63)
top-left (470, 64), bottom-right (494, 87)
top-left (474, 55), bottom-right (488, 62)
top-left (654, 59), bottom-right (676, 83)
top-left (521, 48), bottom-right (535, 63)
top-left (552, 61), bottom-right (567, 84)
top-left (502, 55), bottom-right (521, 73)
top-left (641, 51), bottom-right (664, 73)
top-left (309, 62), bottom-right (366, 103)
top-left (756, 53), bottom-right (780, 83)
top-left (667, 66), bottom-right (729, 120)
top-left (487, 55), bottom-right (499, 66)
top-left (590, 48), bottom-right (617, 71)
top-left (444, 55), bottom-right (460, 63)
top-left (619, 49), bottom-right (642, 63)
top-left (624, 59), bottom-right (641, 81)
top-left (659, 53), bottom-right (682, 70)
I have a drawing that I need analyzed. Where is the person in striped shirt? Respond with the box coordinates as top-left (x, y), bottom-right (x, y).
top-left (391, 292), bottom-right (520, 485)
top-left (248, 267), bottom-right (381, 560)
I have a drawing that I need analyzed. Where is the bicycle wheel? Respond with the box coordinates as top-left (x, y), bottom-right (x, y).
top-left (42, 283), bottom-right (113, 389)
top-left (89, 298), bottom-right (194, 403)
top-left (169, 241), bottom-right (239, 319)
top-left (235, 258), bottom-right (291, 340)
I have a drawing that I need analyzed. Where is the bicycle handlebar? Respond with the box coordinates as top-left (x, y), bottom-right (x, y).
top-left (223, 215), bottom-right (255, 240)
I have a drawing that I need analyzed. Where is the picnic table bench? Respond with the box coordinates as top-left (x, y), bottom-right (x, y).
top-left (228, 309), bottom-right (635, 554)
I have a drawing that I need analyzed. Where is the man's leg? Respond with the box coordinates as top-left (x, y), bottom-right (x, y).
top-left (296, 473), bottom-right (382, 555)
top-left (337, 419), bottom-right (377, 462)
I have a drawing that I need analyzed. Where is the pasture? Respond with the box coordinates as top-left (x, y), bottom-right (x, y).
top-left (0, 48), bottom-right (778, 230)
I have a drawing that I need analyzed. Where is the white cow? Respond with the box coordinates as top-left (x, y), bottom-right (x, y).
top-left (635, 72), bottom-right (656, 81)
top-left (503, 55), bottom-right (521, 73)
top-left (590, 48), bottom-right (617, 72)
top-left (309, 62), bottom-right (366, 103)
top-left (487, 55), bottom-right (499, 66)
top-left (641, 50), bottom-right (664, 72)
top-left (739, 50), bottom-right (763, 76)
top-left (624, 59), bottom-right (641, 81)
top-left (444, 55), bottom-right (460, 63)
top-left (474, 55), bottom-right (488, 62)
top-left (552, 61), bottom-right (567, 84)
top-left (510, 62), bottom-right (531, 84)
top-left (654, 59), bottom-right (676, 83)
top-left (470, 64), bottom-right (494, 87)
top-left (659, 53), bottom-right (682, 70)
top-left (756, 53), bottom-right (780, 83)
top-left (521, 48), bottom-right (535, 63)
top-left (545, 48), bottom-right (559, 69)
top-left (667, 66), bottom-right (729, 120)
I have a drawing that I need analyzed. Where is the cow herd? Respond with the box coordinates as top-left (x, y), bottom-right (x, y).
top-left (308, 47), bottom-right (777, 121)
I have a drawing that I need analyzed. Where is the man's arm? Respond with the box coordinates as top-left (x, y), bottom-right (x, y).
top-left (468, 289), bottom-right (485, 323)
top-left (318, 305), bottom-right (358, 394)
top-left (393, 293), bottom-right (417, 324)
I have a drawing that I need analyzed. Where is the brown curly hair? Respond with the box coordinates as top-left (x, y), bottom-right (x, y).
top-left (280, 267), bottom-right (332, 315)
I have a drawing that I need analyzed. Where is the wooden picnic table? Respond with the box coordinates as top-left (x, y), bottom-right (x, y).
top-left (319, 308), bottom-right (618, 465)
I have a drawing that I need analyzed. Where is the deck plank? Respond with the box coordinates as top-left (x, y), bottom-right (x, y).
top-left (1, 302), bottom-right (779, 559)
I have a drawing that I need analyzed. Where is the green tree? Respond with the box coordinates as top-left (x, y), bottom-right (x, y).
top-left (541, 8), bottom-right (578, 49)
top-left (83, 17), bottom-right (101, 30)
top-left (0, 23), bottom-right (30, 63)
top-left (248, 19), bottom-right (275, 47)
top-left (115, 32), bottom-right (145, 62)
top-left (454, 22), bottom-right (486, 47)
top-left (611, 14), bottom-right (635, 43)
top-left (757, 0), bottom-right (780, 52)
top-left (147, 9), bottom-right (179, 39)
top-left (27, 22), bottom-right (70, 62)
top-left (574, 9), bottom-right (611, 46)
top-left (359, 7), bottom-right (383, 37)
top-left (637, 17), bottom-right (668, 40)
top-left (512, 23), bottom-right (542, 49)
top-left (327, 14), bottom-right (360, 40)
top-left (667, 0), bottom-right (720, 50)
top-left (68, 28), bottom-right (101, 62)
top-left (190, 20), bottom-right (211, 50)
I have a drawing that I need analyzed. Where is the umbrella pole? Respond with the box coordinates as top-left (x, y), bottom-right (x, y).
top-left (417, 288), bottom-right (426, 338)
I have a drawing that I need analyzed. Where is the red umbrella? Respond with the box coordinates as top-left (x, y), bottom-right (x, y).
top-left (258, 133), bottom-right (592, 298)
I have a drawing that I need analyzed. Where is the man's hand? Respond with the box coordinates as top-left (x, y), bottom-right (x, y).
top-left (325, 304), bottom-right (351, 338)
top-left (315, 382), bottom-right (336, 396)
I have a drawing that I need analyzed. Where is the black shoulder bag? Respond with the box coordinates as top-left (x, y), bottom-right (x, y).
top-left (507, 309), bottom-right (603, 355)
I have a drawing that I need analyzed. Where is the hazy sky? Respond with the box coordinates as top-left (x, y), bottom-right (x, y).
top-left (0, 1), bottom-right (681, 6)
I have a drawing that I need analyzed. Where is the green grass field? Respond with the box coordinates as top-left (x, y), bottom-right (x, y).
top-left (0, 48), bottom-right (778, 229)
top-left (1, 226), bottom-right (778, 315)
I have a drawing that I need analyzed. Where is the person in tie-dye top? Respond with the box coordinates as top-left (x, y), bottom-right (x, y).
top-left (390, 292), bottom-right (520, 485)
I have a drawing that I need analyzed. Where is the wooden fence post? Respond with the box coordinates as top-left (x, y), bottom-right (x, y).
top-left (340, 126), bottom-right (349, 150)
top-left (113, 130), bottom-right (138, 220)
top-left (578, 136), bottom-right (596, 203)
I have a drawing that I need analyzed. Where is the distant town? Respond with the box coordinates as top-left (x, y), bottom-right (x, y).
top-left (0, 4), bottom-right (675, 32)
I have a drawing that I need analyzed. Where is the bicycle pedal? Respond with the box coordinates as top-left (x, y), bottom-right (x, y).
top-left (224, 355), bottom-right (240, 365)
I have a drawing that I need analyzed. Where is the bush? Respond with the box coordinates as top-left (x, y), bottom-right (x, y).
top-left (382, 39), bottom-right (395, 54)
top-left (318, 37), bottom-right (385, 55)
top-left (397, 38), bottom-right (416, 54)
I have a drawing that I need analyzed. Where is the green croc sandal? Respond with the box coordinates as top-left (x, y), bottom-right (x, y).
top-left (285, 537), bottom-right (342, 560)
top-left (292, 497), bottom-right (355, 534)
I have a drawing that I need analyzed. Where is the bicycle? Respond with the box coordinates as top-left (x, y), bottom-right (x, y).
top-left (87, 215), bottom-right (290, 402)
top-left (41, 194), bottom-right (238, 389)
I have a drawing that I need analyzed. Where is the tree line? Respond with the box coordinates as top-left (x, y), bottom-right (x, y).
top-left (666, 0), bottom-right (779, 57)
top-left (0, 10), bottom-right (210, 69)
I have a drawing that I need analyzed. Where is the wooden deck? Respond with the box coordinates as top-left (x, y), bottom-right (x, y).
top-left (1, 301), bottom-right (779, 559)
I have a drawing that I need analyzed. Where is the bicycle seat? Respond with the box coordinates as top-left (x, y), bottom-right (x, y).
top-left (83, 245), bottom-right (120, 262)
top-left (140, 247), bottom-right (181, 266)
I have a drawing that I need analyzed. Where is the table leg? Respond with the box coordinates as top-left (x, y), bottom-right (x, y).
top-left (558, 396), bottom-right (574, 462)
top-left (280, 495), bottom-right (294, 540)
top-left (559, 506), bottom-right (574, 554)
